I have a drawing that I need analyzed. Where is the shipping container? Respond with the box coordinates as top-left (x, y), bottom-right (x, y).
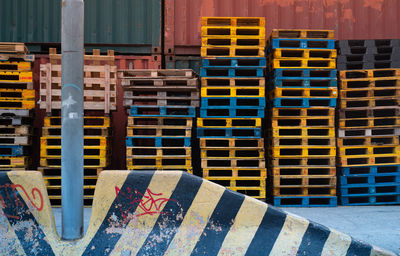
top-left (0, 0), bottom-right (162, 54)
top-left (165, 0), bottom-right (400, 55)
top-left (165, 55), bottom-right (202, 74)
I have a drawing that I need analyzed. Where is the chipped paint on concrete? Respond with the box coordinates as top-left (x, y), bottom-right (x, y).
top-left (0, 207), bottom-right (26, 256)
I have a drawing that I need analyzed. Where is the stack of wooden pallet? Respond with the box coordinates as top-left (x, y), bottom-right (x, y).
top-left (120, 69), bottom-right (199, 172)
top-left (336, 39), bottom-right (400, 70)
top-left (266, 29), bottom-right (338, 207)
top-left (0, 42), bottom-right (35, 171)
top-left (337, 67), bottom-right (400, 205)
top-left (39, 48), bottom-right (116, 206)
top-left (198, 17), bottom-right (267, 200)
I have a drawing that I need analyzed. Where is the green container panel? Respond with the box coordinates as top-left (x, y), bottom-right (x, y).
top-left (0, 0), bottom-right (161, 54)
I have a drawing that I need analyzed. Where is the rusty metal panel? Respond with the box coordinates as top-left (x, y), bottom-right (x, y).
top-left (165, 0), bottom-right (400, 55)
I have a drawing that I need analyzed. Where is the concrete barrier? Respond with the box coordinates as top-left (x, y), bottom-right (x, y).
top-left (0, 170), bottom-right (396, 255)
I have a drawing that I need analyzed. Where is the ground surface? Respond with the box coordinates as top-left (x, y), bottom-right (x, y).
top-left (52, 206), bottom-right (400, 254)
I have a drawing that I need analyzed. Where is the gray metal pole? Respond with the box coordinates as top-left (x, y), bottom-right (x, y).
top-left (61, 0), bottom-right (84, 240)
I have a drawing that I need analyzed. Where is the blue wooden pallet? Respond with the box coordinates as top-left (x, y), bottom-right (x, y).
top-left (270, 69), bottom-right (337, 79)
top-left (197, 127), bottom-right (262, 138)
top-left (202, 57), bottom-right (267, 68)
top-left (340, 173), bottom-right (400, 186)
top-left (0, 145), bottom-right (28, 156)
top-left (341, 194), bottom-right (400, 206)
top-left (270, 98), bottom-right (337, 108)
top-left (201, 97), bottom-right (266, 108)
top-left (126, 137), bottom-right (191, 147)
top-left (129, 106), bottom-right (196, 117)
top-left (341, 165), bottom-right (400, 176)
top-left (268, 77), bottom-right (337, 89)
top-left (200, 67), bottom-right (264, 77)
top-left (200, 107), bottom-right (264, 118)
top-left (267, 38), bottom-right (335, 50)
top-left (340, 183), bottom-right (400, 196)
top-left (273, 196), bottom-right (337, 207)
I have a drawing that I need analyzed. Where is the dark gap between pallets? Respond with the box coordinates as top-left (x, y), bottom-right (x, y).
top-left (236, 28), bottom-right (261, 36)
top-left (235, 49), bottom-right (260, 56)
top-left (308, 41), bottom-right (330, 48)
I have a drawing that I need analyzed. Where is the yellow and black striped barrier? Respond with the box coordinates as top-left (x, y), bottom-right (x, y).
top-left (0, 171), bottom-right (395, 255)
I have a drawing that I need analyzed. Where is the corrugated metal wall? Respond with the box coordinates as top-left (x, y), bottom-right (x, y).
top-left (0, 0), bottom-right (161, 54)
top-left (164, 0), bottom-right (400, 55)
top-left (2, 0), bottom-right (400, 54)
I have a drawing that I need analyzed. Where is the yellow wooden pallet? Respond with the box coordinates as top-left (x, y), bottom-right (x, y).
top-left (40, 147), bottom-right (108, 158)
top-left (0, 98), bottom-right (35, 109)
top-left (339, 77), bottom-right (400, 90)
top-left (269, 107), bottom-right (335, 118)
top-left (271, 48), bottom-right (337, 59)
top-left (201, 77), bottom-right (265, 87)
top-left (270, 87), bottom-right (337, 99)
top-left (271, 116), bottom-right (335, 127)
top-left (339, 86), bottom-right (400, 99)
top-left (201, 158), bottom-right (265, 169)
top-left (202, 168), bottom-right (267, 179)
top-left (270, 166), bottom-right (336, 176)
top-left (201, 17), bottom-right (265, 27)
top-left (0, 71), bottom-right (32, 82)
top-left (201, 46), bottom-right (265, 57)
top-left (126, 147), bottom-right (191, 158)
top-left (0, 156), bottom-right (30, 168)
top-left (338, 145), bottom-right (400, 157)
top-left (126, 126), bottom-right (192, 137)
top-left (339, 68), bottom-right (400, 80)
top-left (197, 117), bottom-right (261, 128)
top-left (44, 116), bottom-right (111, 127)
top-left (0, 89), bottom-right (35, 99)
top-left (201, 148), bottom-right (264, 159)
top-left (201, 86), bottom-right (265, 97)
top-left (269, 146), bottom-right (336, 157)
top-left (201, 26), bottom-right (265, 37)
top-left (339, 117), bottom-right (400, 129)
top-left (269, 127), bottom-right (335, 138)
top-left (203, 177), bottom-right (266, 188)
top-left (268, 137), bottom-right (336, 147)
top-left (40, 136), bottom-right (108, 147)
top-left (199, 138), bottom-right (264, 148)
top-left (127, 116), bottom-right (192, 127)
top-left (268, 58), bottom-right (336, 69)
top-left (271, 157), bottom-right (336, 167)
top-left (0, 61), bottom-right (31, 72)
top-left (339, 155), bottom-right (400, 167)
top-left (127, 157), bottom-right (191, 169)
top-left (269, 29), bottom-right (334, 39)
top-left (202, 37), bottom-right (266, 47)
top-left (40, 157), bottom-right (108, 168)
top-left (337, 136), bottom-right (399, 147)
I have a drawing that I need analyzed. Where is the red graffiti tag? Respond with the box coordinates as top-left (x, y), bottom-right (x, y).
top-left (0, 184), bottom-right (44, 220)
top-left (115, 186), bottom-right (178, 221)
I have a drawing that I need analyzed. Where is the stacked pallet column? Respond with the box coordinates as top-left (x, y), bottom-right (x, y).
top-left (266, 29), bottom-right (338, 207)
top-left (198, 17), bottom-right (267, 199)
top-left (120, 69), bottom-right (198, 172)
top-left (337, 39), bottom-right (400, 205)
top-left (39, 49), bottom-right (116, 206)
top-left (0, 43), bottom-right (34, 170)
